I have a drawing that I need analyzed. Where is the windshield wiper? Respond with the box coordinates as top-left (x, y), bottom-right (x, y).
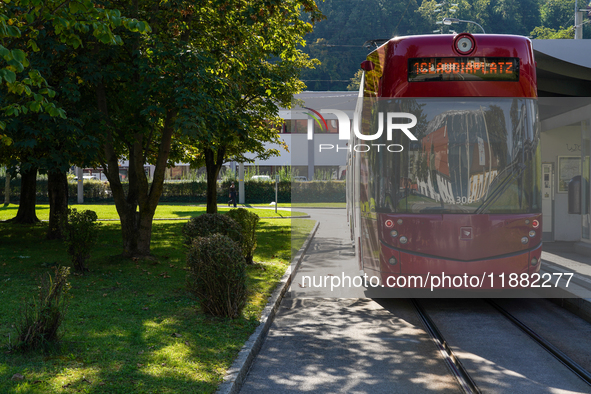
top-left (474, 162), bottom-right (526, 214)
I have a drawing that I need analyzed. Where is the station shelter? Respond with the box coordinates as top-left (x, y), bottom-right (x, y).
top-left (533, 39), bottom-right (591, 254)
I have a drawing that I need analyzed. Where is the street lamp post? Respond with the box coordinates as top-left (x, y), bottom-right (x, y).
top-left (574, 0), bottom-right (591, 39)
top-left (442, 17), bottom-right (486, 34)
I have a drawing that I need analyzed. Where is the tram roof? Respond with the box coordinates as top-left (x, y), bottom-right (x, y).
top-left (363, 36), bottom-right (591, 97)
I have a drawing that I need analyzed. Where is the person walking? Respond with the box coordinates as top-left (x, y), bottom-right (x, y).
top-left (229, 182), bottom-right (237, 208)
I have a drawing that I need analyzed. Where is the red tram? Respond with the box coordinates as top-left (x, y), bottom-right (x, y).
top-left (347, 34), bottom-right (541, 289)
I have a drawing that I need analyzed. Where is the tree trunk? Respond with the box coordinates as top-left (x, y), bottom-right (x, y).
top-left (96, 81), bottom-right (175, 258)
top-left (116, 197), bottom-right (157, 257)
top-left (47, 170), bottom-right (69, 239)
top-left (11, 167), bottom-right (39, 224)
top-left (4, 170), bottom-right (10, 205)
top-left (118, 205), bottom-right (139, 256)
top-left (137, 210), bottom-right (155, 254)
top-left (205, 147), bottom-right (226, 214)
top-left (205, 164), bottom-right (219, 214)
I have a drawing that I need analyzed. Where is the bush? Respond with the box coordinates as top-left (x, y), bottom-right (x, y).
top-left (15, 266), bottom-right (71, 351)
top-left (292, 180), bottom-right (346, 203)
top-left (61, 209), bottom-right (101, 272)
top-left (67, 179), bottom-right (112, 202)
top-left (186, 235), bottom-right (247, 318)
top-left (226, 208), bottom-right (260, 264)
top-left (0, 178), bottom-right (348, 204)
top-left (182, 213), bottom-right (243, 246)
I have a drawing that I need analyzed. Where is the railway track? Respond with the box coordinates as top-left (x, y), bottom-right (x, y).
top-left (412, 298), bottom-right (591, 394)
top-left (412, 299), bottom-right (481, 394)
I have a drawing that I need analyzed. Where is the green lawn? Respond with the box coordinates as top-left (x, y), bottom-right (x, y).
top-left (0, 204), bottom-right (308, 221)
top-left (0, 215), bottom-right (315, 393)
top-left (290, 218), bottom-right (316, 258)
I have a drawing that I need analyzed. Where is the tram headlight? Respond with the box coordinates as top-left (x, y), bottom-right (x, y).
top-left (531, 258), bottom-right (538, 266)
top-left (390, 230), bottom-right (398, 238)
top-left (397, 219), bottom-right (403, 225)
top-left (529, 230), bottom-right (536, 238)
top-left (388, 257), bottom-right (398, 265)
top-left (400, 236), bottom-right (408, 244)
top-left (532, 220), bottom-right (540, 229)
top-left (521, 237), bottom-right (528, 244)
top-left (456, 36), bottom-right (474, 54)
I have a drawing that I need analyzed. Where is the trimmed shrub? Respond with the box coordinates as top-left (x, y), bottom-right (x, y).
top-left (61, 209), bottom-right (101, 272)
top-left (182, 213), bottom-right (243, 246)
top-left (15, 266), bottom-right (71, 351)
top-left (226, 208), bottom-right (260, 264)
top-left (186, 234), bottom-right (247, 318)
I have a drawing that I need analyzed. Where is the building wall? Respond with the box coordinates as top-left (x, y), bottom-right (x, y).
top-left (541, 125), bottom-right (582, 241)
top-left (244, 133), bottom-right (348, 172)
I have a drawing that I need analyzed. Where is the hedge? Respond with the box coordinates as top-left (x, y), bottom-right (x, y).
top-left (0, 178), bottom-right (113, 203)
top-left (0, 178), bottom-right (345, 204)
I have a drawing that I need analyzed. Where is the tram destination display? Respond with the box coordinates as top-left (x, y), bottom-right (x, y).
top-left (408, 57), bottom-right (519, 82)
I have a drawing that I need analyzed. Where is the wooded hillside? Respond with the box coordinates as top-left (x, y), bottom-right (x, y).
top-left (302, 0), bottom-right (589, 91)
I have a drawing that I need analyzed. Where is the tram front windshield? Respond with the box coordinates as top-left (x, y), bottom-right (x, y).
top-left (369, 98), bottom-right (540, 214)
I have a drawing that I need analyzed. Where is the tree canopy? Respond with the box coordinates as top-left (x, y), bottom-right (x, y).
top-left (1, 0), bottom-right (323, 256)
top-left (67, 0), bottom-right (324, 255)
top-left (0, 0), bottom-right (148, 132)
top-left (181, 0), bottom-right (323, 213)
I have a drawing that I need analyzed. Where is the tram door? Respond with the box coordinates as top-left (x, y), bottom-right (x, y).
top-left (542, 163), bottom-right (554, 242)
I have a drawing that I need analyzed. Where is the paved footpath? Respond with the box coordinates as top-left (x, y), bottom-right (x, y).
top-left (239, 209), bottom-right (591, 393)
top-left (240, 209), bottom-right (460, 393)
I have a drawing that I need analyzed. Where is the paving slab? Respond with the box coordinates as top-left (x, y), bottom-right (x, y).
top-left (240, 210), bottom-right (460, 393)
top-left (240, 298), bottom-right (460, 393)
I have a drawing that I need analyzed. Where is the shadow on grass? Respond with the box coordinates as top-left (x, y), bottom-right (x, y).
top-left (0, 205), bottom-right (50, 212)
top-left (3, 292), bottom-right (260, 393)
top-left (0, 219), bottom-right (295, 393)
top-left (170, 210), bottom-right (204, 218)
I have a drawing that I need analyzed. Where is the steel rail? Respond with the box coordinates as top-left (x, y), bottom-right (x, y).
top-left (411, 299), bottom-right (481, 394)
top-left (486, 299), bottom-right (591, 387)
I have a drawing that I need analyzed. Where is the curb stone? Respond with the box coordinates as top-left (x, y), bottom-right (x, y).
top-left (216, 221), bottom-right (320, 394)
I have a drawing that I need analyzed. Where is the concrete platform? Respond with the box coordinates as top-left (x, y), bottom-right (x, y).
top-left (540, 241), bottom-right (591, 322)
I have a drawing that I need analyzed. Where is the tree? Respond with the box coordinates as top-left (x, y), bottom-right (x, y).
top-left (416, 0), bottom-right (541, 36)
top-left (0, 0), bottom-right (143, 130)
top-left (529, 0), bottom-right (582, 39)
top-left (303, 0), bottom-right (426, 91)
top-left (1, 0), bottom-right (147, 229)
top-left (183, 0), bottom-right (323, 214)
top-left (347, 69), bottom-right (363, 91)
top-left (540, 0), bottom-right (576, 30)
top-left (530, 25), bottom-right (575, 39)
top-left (78, 0), bottom-right (321, 257)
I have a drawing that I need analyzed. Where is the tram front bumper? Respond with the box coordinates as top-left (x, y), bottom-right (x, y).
top-left (379, 243), bottom-right (542, 290)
